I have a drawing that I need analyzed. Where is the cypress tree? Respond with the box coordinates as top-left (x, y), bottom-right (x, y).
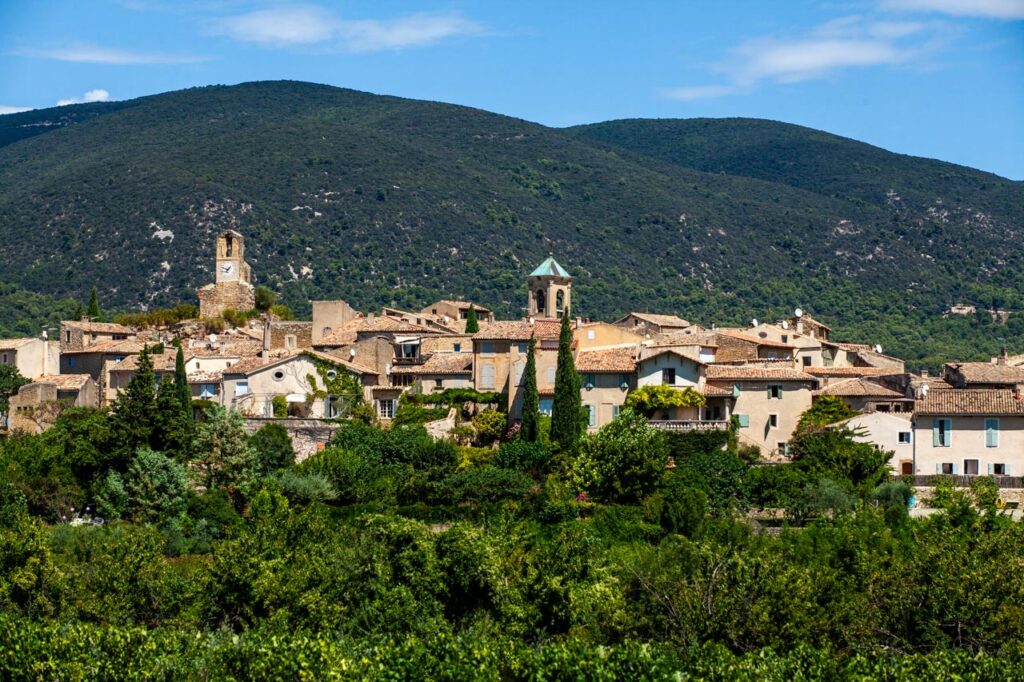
top-left (550, 310), bottom-right (582, 453)
top-left (154, 372), bottom-right (190, 457)
top-left (110, 346), bottom-right (156, 465)
top-left (464, 304), bottom-right (479, 334)
top-left (520, 335), bottom-right (540, 442)
top-left (174, 346), bottom-right (191, 414)
top-left (86, 286), bottom-right (102, 321)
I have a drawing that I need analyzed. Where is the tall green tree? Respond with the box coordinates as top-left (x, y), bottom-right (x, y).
top-left (153, 373), bottom-right (192, 459)
top-left (550, 310), bottom-right (582, 453)
top-left (173, 346), bottom-right (191, 414)
top-left (86, 286), bottom-right (102, 321)
top-left (464, 305), bottom-right (479, 334)
top-left (0, 365), bottom-right (28, 418)
top-left (520, 336), bottom-right (540, 442)
top-left (192, 405), bottom-right (259, 503)
top-left (109, 346), bottom-right (156, 465)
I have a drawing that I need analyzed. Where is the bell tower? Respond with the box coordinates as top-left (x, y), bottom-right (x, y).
top-left (527, 256), bottom-right (572, 319)
top-left (198, 230), bottom-right (256, 320)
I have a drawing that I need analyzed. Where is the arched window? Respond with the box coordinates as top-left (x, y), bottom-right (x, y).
top-left (225, 234), bottom-right (233, 257)
top-left (534, 289), bottom-right (546, 313)
top-left (555, 290), bottom-right (565, 313)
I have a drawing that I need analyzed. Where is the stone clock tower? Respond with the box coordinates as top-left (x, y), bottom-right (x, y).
top-left (197, 230), bottom-right (256, 319)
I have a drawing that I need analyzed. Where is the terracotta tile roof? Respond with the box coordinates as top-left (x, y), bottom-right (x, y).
top-left (617, 312), bottom-right (691, 328)
top-left (916, 389), bottom-right (1024, 416)
top-left (62, 339), bottom-right (146, 355)
top-left (805, 366), bottom-right (900, 377)
top-left (429, 300), bottom-right (491, 312)
top-left (110, 351), bottom-right (178, 372)
top-left (917, 377), bottom-right (954, 390)
top-left (472, 319), bottom-right (562, 341)
top-left (945, 362), bottom-right (1024, 385)
top-left (638, 347), bottom-right (706, 366)
top-left (317, 316), bottom-right (439, 345)
top-left (715, 330), bottom-right (795, 349)
top-left (391, 353), bottom-right (473, 375)
top-left (576, 347), bottom-right (637, 372)
top-left (32, 374), bottom-right (91, 390)
top-left (222, 356), bottom-right (270, 375)
top-left (706, 365), bottom-right (817, 382)
top-left (701, 384), bottom-right (734, 397)
top-left (814, 378), bottom-right (906, 398)
top-left (62, 320), bottom-right (136, 334)
top-left (0, 338), bottom-right (36, 350)
top-left (797, 314), bottom-right (831, 330)
top-left (224, 350), bottom-right (378, 378)
top-left (187, 370), bottom-right (224, 384)
top-left (646, 331), bottom-right (718, 348)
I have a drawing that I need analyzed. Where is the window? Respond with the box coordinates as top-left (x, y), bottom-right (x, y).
top-left (236, 380), bottom-right (249, 396)
top-left (555, 290), bottom-right (565, 313)
top-left (736, 414), bottom-right (749, 428)
top-left (985, 418), bottom-right (1000, 447)
top-left (587, 330), bottom-right (596, 340)
top-left (802, 356), bottom-right (812, 367)
top-left (941, 462), bottom-right (954, 474)
top-left (534, 290), bottom-right (546, 313)
top-left (325, 369), bottom-right (337, 380)
top-left (612, 404), bottom-right (621, 419)
top-left (781, 335), bottom-right (788, 343)
top-left (200, 384), bottom-right (216, 399)
top-left (587, 404), bottom-right (597, 428)
top-left (900, 461), bottom-right (913, 475)
top-left (480, 341), bottom-right (495, 355)
top-left (618, 374), bottom-right (630, 390)
top-left (480, 363), bottom-right (495, 389)
top-left (392, 374), bottom-right (415, 387)
top-left (378, 399), bottom-right (396, 419)
top-left (708, 405), bottom-right (723, 421)
top-left (272, 370), bottom-right (285, 382)
top-left (583, 373), bottom-right (596, 389)
top-left (65, 330), bottom-right (72, 344)
top-left (434, 379), bottom-right (443, 389)
top-left (933, 418), bottom-right (952, 447)
top-left (517, 343), bottom-right (528, 354)
top-left (769, 414), bottom-right (778, 428)
top-left (964, 459), bottom-right (980, 476)
top-left (662, 368), bottom-right (676, 385)
top-left (539, 398), bottom-right (553, 416)
top-left (993, 463), bottom-right (1007, 475)
top-left (898, 431), bottom-right (912, 444)
top-left (768, 384), bottom-right (782, 399)
top-left (777, 442), bottom-right (790, 456)
top-left (453, 343), bottom-right (461, 353)
top-left (460, 310), bottom-right (468, 319)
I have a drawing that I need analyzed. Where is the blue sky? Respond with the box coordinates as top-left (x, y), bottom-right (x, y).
top-left (1, 0), bottom-right (1022, 178)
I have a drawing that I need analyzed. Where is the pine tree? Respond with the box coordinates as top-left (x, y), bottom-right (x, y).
top-left (550, 310), bottom-right (582, 453)
top-left (464, 304), bottom-right (480, 334)
top-left (153, 372), bottom-right (193, 459)
top-left (520, 335), bottom-right (540, 442)
top-left (86, 286), bottom-right (102, 321)
top-left (109, 346), bottom-right (156, 466)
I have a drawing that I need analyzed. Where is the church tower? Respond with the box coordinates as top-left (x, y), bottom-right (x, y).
top-left (198, 230), bottom-right (255, 319)
top-left (527, 256), bottom-right (572, 319)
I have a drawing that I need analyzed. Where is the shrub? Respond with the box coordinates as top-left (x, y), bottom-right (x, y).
top-left (271, 396), bottom-right (288, 418)
top-left (494, 440), bottom-right (551, 477)
top-left (433, 466), bottom-right (536, 505)
top-left (277, 470), bottom-right (338, 504)
top-left (472, 410), bottom-right (507, 446)
top-left (249, 422), bottom-right (295, 474)
top-left (572, 409), bottom-right (668, 504)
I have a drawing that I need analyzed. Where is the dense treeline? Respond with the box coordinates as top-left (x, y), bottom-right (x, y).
top-left (1, 81), bottom-right (1022, 365)
top-left (2, 360), bottom-right (1023, 676)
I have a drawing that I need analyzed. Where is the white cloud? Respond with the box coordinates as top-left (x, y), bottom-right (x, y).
top-left (16, 42), bottom-right (208, 64)
top-left (209, 4), bottom-right (483, 51)
top-left (57, 89), bottom-right (111, 107)
top-left (881, 0), bottom-right (1024, 19)
top-left (0, 105), bottom-right (32, 115)
top-left (661, 15), bottom-right (936, 100)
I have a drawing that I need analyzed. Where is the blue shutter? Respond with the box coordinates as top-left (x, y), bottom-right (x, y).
top-left (935, 463), bottom-right (941, 474)
top-left (988, 463), bottom-right (994, 475)
top-left (952, 462), bottom-right (959, 475)
top-left (932, 419), bottom-right (940, 447)
top-left (588, 404), bottom-right (596, 428)
top-left (985, 418), bottom-right (999, 447)
top-left (737, 414), bottom-right (749, 428)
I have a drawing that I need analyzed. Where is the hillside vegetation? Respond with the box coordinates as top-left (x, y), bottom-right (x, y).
top-left (0, 81), bottom-right (1022, 366)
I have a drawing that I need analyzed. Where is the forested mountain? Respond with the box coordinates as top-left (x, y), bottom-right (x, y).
top-left (0, 80), bottom-right (1022, 366)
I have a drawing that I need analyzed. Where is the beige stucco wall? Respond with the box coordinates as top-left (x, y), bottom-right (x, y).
top-left (913, 415), bottom-right (1024, 476)
top-left (224, 356), bottom-right (370, 418)
top-left (636, 353), bottom-right (702, 389)
top-left (843, 412), bottom-right (914, 472)
top-left (719, 381), bottom-right (813, 457)
top-left (0, 339), bottom-right (60, 379)
top-left (575, 323), bottom-right (643, 350)
top-left (581, 373), bottom-right (634, 431)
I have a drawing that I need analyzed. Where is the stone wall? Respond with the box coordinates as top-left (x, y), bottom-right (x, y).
top-left (266, 321), bottom-right (313, 350)
top-left (198, 281), bottom-right (256, 319)
top-left (243, 417), bottom-right (342, 463)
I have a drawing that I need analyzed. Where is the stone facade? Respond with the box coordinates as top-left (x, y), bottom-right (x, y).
top-left (198, 230), bottom-right (256, 318)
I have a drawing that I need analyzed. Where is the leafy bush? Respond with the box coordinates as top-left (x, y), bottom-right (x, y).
top-left (471, 409), bottom-right (506, 446)
top-left (494, 440), bottom-right (551, 476)
top-left (624, 384), bottom-right (706, 417)
top-left (572, 409), bottom-right (669, 503)
top-left (276, 470), bottom-right (338, 505)
top-left (433, 466), bottom-right (536, 504)
top-left (249, 422), bottom-right (294, 473)
top-left (271, 395), bottom-right (287, 418)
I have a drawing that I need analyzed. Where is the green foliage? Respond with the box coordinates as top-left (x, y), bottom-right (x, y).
top-left (152, 372), bottom-right (193, 459)
top-left (433, 466), bottom-right (535, 505)
top-left (675, 447), bottom-right (749, 513)
top-left (276, 470), bottom-right (337, 505)
top-left (113, 303), bottom-right (197, 328)
top-left (494, 440), bottom-right (551, 477)
top-left (271, 395), bottom-right (287, 418)
top-left (0, 364), bottom-right (28, 416)
top-left (797, 396), bottom-right (859, 434)
top-left (108, 346), bottom-right (156, 466)
top-left (573, 408), bottom-right (669, 503)
top-left (464, 304), bottom-right (479, 334)
top-left (253, 285), bottom-right (276, 312)
top-left (520, 336), bottom-right (540, 441)
top-left (471, 409), bottom-right (506, 446)
top-left (391, 400), bottom-right (446, 427)
top-left (550, 312), bottom-right (582, 453)
top-left (790, 426), bottom-right (891, 495)
top-left (86, 286), bottom-right (101, 321)
top-left (655, 473), bottom-right (707, 538)
top-left (119, 447), bottom-right (190, 524)
top-left (248, 422), bottom-right (295, 474)
top-left (404, 388), bottom-right (506, 411)
top-left (191, 405), bottom-right (258, 502)
top-left (624, 384), bottom-right (706, 417)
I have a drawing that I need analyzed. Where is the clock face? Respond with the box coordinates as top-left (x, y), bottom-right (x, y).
top-left (218, 261), bottom-right (237, 280)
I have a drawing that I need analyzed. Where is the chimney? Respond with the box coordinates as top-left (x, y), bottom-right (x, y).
top-left (796, 320), bottom-right (804, 335)
top-left (920, 369), bottom-right (928, 378)
top-left (998, 347), bottom-right (1009, 366)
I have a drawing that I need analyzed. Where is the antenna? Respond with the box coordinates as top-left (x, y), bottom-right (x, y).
top-left (794, 307), bottom-right (803, 318)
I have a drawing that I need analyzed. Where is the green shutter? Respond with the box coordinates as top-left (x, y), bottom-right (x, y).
top-left (737, 414), bottom-right (749, 428)
top-left (986, 418), bottom-right (999, 447)
top-left (932, 419), bottom-right (940, 447)
top-left (588, 404), bottom-right (596, 427)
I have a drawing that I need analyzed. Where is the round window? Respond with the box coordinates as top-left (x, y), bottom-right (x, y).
top-left (326, 370), bottom-right (337, 380)
top-left (273, 370), bottom-right (285, 381)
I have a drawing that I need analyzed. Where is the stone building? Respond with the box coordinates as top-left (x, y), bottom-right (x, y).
top-left (59, 320), bottom-right (136, 352)
top-left (527, 257), bottom-right (572, 320)
top-left (8, 374), bottom-right (98, 433)
top-left (197, 230), bottom-right (256, 318)
top-left (0, 336), bottom-right (60, 378)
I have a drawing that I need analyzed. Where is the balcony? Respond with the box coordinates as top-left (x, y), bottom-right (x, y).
top-left (901, 474), bottom-right (1024, 489)
top-left (649, 420), bottom-right (729, 432)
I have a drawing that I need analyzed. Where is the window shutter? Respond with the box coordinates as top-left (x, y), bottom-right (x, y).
top-left (985, 418), bottom-right (999, 447)
top-left (1006, 464), bottom-right (1011, 476)
top-left (935, 463), bottom-right (941, 474)
top-left (932, 419), bottom-right (940, 447)
top-left (952, 462), bottom-right (958, 475)
top-left (588, 405), bottom-right (596, 427)
top-left (988, 463), bottom-right (994, 475)
top-left (737, 414), bottom-right (749, 428)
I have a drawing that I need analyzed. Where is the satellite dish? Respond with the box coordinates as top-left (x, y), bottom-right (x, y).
top-left (794, 308), bottom-right (803, 318)
top-left (349, 348), bottom-right (356, 358)
top-left (209, 334), bottom-right (218, 344)
top-left (781, 321), bottom-right (789, 330)
top-left (751, 318), bottom-right (758, 327)
top-left (874, 344), bottom-right (883, 354)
